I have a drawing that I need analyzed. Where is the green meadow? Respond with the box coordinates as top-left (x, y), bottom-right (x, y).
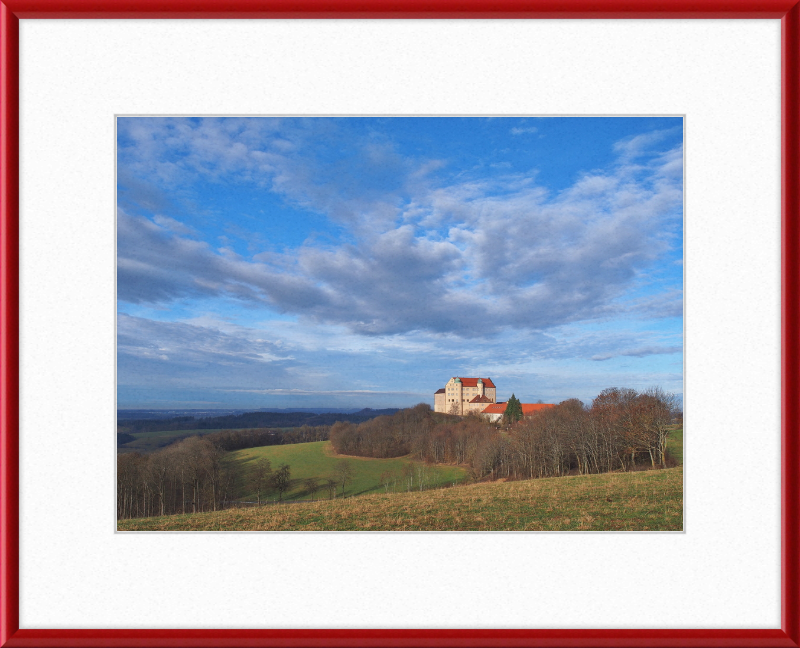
top-left (118, 424), bottom-right (683, 530)
top-left (226, 441), bottom-right (467, 501)
top-left (667, 425), bottom-right (683, 465)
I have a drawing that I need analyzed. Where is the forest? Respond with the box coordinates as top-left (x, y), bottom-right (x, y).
top-left (117, 426), bottom-right (330, 519)
top-left (329, 387), bottom-right (679, 479)
top-left (117, 387), bottom-right (679, 521)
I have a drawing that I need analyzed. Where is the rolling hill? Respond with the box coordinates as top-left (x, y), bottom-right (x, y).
top-left (226, 441), bottom-right (468, 501)
top-left (119, 465), bottom-right (683, 531)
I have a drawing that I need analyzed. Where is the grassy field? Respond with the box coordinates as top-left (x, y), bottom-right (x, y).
top-left (667, 425), bottom-right (683, 465)
top-left (119, 465), bottom-right (683, 531)
top-left (227, 441), bottom-right (467, 501)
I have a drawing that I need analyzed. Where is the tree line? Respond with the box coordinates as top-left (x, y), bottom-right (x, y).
top-left (205, 424), bottom-right (329, 451)
top-left (118, 387), bottom-right (679, 520)
top-left (118, 436), bottom-right (234, 519)
top-left (118, 409), bottom-right (399, 435)
top-left (118, 424), bottom-right (331, 453)
top-left (117, 425), bottom-right (362, 519)
top-left (330, 387), bottom-right (680, 480)
top-left (117, 426), bottom-right (330, 519)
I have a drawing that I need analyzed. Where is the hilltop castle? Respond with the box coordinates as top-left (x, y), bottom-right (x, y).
top-left (433, 377), bottom-right (497, 415)
top-left (434, 377), bottom-right (556, 419)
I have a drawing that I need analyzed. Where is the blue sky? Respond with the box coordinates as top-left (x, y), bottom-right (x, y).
top-left (117, 117), bottom-right (683, 409)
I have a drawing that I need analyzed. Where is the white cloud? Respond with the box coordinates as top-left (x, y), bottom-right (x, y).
top-left (152, 214), bottom-right (198, 237)
top-left (118, 122), bottom-right (683, 339)
top-left (613, 128), bottom-right (671, 159)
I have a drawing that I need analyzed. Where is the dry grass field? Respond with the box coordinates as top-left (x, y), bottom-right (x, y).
top-left (119, 465), bottom-right (682, 532)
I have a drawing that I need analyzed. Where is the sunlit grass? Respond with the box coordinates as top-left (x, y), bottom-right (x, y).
top-left (119, 466), bottom-right (683, 532)
top-left (227, 441), bottom-right (467, 501)
top-left (666, 425), bottom-right (683, 465)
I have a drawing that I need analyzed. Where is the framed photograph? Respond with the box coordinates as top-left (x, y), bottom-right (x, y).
top-left (1, 1), bottom-right (798, 646)
top-left (114, 114), bottom-right (685, 532)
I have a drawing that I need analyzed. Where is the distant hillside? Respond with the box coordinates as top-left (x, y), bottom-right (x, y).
top-left (352, 408), bottom-right (402, 417)
top-left (119, 466), bottom-right (683, 531)
top-left (118, 408), bottom-right (401, 435)
top-left (117, 407), bottom-right (371, 421)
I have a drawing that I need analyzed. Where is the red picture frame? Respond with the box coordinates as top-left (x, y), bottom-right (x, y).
top-left (1, 2), bottom-right (798, 647)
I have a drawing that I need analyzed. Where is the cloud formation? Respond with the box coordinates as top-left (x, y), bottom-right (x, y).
top-left (118, 314), bottom-right (290, 368)
top-left (118, 119), bottom-right (682, 338)
top-left (591, 346), bottom-right (683, 362)
top-left (117, 118), bottom-right (683, 407)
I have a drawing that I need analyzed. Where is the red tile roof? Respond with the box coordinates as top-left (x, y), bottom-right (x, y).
top-left (457, 377), bottom-right (496, 388)
top-left (481, 402), bottom-right (555, 415)
top-left (521, 403), bottom-right (556, 415)
top-left (469, 395), bottom-right (493, 403)
top-left (434, 388), bottom-right (445, 394)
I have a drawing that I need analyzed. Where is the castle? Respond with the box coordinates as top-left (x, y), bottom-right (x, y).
top-left (433, 377), bottom-right (497, 415)
top-left (434, 377), bottom-right (556, 419)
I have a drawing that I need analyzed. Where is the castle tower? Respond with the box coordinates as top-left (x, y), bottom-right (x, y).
top-left (434, 376), bottom-right (497, 414)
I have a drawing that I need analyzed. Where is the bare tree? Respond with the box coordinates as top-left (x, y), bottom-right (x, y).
top-left (247, 458), bottom-right (272, 504)
top-left (334, 460), bottom-right (355, 496)
top-left (414, 462), bottom-right (431, 491)
top-left (304, 477), bottom-right (320, 501)
top-left (402, 462), bottom-right (414, 491)
top-left (117, 452), bottom-right (145, 519)
top-left (640, 387), bottom-right (678, 467)
top-left (146, 451), bottom-right (171, 517)
top-left (179, 436), bottom-right (212, 513)
top-left (325, 477), bottom-right (338, 500)
top-left (272, 463), bottom-right (291, 501)
top-left (380, 470), bottom-right (394, 493)
top-left (203, 442), bottom-right (226, 511)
